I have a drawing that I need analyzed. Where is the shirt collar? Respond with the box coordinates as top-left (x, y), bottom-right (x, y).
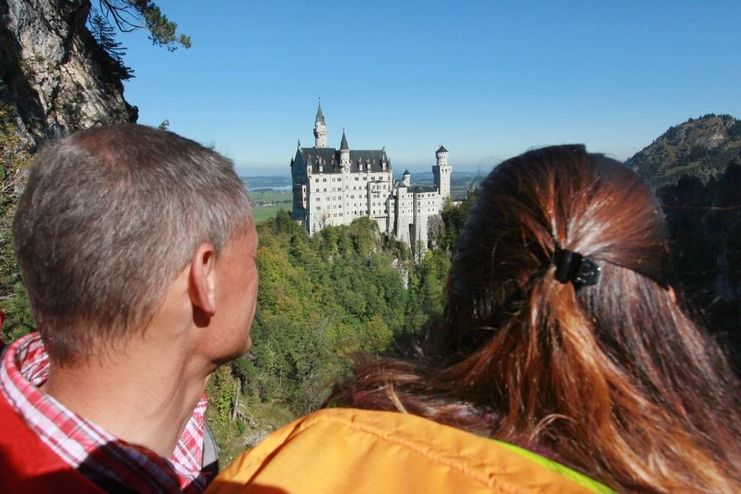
top-left (0, 332), bottom-right (209, 493)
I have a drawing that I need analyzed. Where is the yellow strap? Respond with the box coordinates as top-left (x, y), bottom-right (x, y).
top-left (491, 440), bottom-right (616, 494)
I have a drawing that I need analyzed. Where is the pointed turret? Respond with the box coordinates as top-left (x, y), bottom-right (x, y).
top-left (313, 101), bottom-right (328, 148)
top-left (340, 129), bottom-right (350, 168)
top-left (315, 101), bottom-right (325, 125)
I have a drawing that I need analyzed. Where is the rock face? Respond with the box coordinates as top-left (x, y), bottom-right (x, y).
top-left (627, 114), bottom-right (741, 187)
top-left (0, 0), bottom-right (136, 144)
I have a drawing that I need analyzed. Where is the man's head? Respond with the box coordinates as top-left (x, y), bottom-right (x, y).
top-left (13, 124), bottom-right (255, 364)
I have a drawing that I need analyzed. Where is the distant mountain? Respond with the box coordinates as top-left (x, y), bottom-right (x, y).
top-left (243, 171), bottom-right (485, 190)
top-left (398, 170), bottom-right (484, 187)
top-left (627, 114), bottom-right (741, 187)
top-left (241, 176), bottom-right (293, 189)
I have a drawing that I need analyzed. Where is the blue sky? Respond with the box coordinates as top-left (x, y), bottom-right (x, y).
top-left (121, 1), bottom-right (741, 176)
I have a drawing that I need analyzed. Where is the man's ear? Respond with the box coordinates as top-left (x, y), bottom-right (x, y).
top-left (189, 243), bottom-right (216, 317)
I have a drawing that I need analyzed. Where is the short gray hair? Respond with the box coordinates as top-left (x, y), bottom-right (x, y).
top-left (13, 124), bottom-right (252, 363)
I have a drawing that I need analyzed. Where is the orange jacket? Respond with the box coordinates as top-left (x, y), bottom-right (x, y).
top-left (208, 408), bottom-right (614, 494)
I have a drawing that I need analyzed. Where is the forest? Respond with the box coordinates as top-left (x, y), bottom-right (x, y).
top-left (202, 203), bottom-right (469, 461)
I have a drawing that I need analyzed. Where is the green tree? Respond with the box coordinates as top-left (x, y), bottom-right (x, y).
top-left (360, 314), bottom-right (393, 354)
top-left (96, 1), bottom-right (191, 51)
top-left (85, 1), bottom-right (191, 83)
top-left (439, 191), bottom-right (478, 253)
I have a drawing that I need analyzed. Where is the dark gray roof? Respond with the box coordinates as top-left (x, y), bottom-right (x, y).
top-left (436, 145), bottom-right (448, 153)
top-left (410, 185), bottom-right (438, 193)
top-left (315, 103), bottom-right (325, 125)
top-left (340, 130), bottom-right (349, 150)
top-left (296, 147), bottom-right (390, 174)
top-left (403, 169), bottom-right (410, 175)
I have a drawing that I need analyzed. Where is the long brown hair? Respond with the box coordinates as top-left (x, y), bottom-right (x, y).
top-left (332, 145), bottom-right (740, 493)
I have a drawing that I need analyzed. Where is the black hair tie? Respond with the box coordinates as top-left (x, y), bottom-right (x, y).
top-left (553, 246), bottom-right (601, 288)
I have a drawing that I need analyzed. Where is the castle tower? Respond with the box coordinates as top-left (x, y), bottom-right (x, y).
top-left (433, 145), bottom-right (451, 200)
top-left (340, 129), bottom-right (350, 167)
top-left (313, 102), bottom-right (328, 148)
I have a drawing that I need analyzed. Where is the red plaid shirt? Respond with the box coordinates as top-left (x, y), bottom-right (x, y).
top-left (0, 332), bottom-right (209, 493)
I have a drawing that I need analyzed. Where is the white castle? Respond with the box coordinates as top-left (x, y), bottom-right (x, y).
top-left (290, 103), bottom-right (452, 253)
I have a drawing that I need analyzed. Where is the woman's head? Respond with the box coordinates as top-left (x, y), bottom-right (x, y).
top-left (439, 144), bottom-right (732, 421)
top-left (444, 144), bottom-right (670, 352)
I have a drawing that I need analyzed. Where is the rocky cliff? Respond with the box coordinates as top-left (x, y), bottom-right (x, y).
top-left (0, 0), bottom-right (136, 145)
top-left (627, 114), bottom-right (741, 187)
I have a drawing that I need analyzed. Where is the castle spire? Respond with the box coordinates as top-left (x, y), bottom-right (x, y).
top-left (313, 100), bottom-right (328, 148)
top-left (315, 99), bottom-right (325, 125)
top-left (339, 129), bottom-right (350, 169)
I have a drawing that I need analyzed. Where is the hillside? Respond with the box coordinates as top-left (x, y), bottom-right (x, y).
top-left (627, 114), bottom-right (741, 187)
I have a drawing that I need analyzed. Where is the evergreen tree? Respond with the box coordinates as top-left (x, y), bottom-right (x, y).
top-left (89, 12), bottom-right (134, 80)
top-left (96, 0), bottom-right (191, 51)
